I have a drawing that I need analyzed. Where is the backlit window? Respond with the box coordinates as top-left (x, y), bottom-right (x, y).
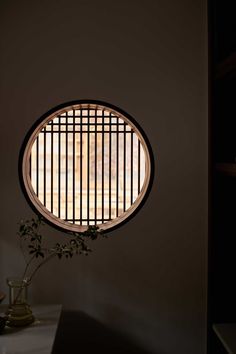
top-left (20, 101), bottom-right (154, 232)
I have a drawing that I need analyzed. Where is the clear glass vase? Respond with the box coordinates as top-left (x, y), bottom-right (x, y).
top-left (5, 277), bottom-right (34, 327)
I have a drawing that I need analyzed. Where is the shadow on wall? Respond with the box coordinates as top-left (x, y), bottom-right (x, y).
top-left (52, 310), bottom-right (153, 354)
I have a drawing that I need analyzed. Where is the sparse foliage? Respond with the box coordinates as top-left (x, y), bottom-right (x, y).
top-left (18, 216), bottom-right (104, 283)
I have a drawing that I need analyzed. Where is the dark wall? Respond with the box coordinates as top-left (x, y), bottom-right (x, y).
top-left (0, 1), bottom-right (208, 353)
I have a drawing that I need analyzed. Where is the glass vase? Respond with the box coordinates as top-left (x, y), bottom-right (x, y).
top-left (5, 277), bottom-right (34, 327)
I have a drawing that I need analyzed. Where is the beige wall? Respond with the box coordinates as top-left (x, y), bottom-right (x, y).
top-left (0, 0), bottom-right (208, 353)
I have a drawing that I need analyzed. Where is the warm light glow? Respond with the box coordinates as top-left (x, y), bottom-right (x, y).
top-left (30, 108), bottom-right (146, 226)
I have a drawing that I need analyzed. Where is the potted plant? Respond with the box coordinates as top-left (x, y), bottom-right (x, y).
top-left (3, 215), bottom-right (104, 328)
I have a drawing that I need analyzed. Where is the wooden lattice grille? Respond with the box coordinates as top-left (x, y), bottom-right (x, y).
top-left (21, 102), bottom-right (152, 232)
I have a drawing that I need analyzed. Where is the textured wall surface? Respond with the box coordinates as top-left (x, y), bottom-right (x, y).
top-left (0, 1), bottom-right (207, 353)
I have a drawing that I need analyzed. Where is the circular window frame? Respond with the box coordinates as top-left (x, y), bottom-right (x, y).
top-left (19, 100), bottom-right (155, 234)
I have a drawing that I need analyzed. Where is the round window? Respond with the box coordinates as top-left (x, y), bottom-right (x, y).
top-left (19, 100), bottom-right (154, 233)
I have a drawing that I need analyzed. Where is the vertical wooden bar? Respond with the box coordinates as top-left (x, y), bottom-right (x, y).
top-left (44, 127), bottom-right (46, 206)
top-left (123, 122), bottom-right (126, 212)
top-left (72, 109), bottom-right (76, 223)
top-left (80, 109), bottom-right (83, 225)
top-left (51, 120), bottom-right (54, 213)
top-left (65, 112), bottom-right (68, 220)
top-left (95, 109), bottom-right (97, 224)
top-left (109, 113), bottom-right (112, 219)
top-left (116, 117), bottom-right (119, 217)
top-left (58, 116), bottom-right (61, 218)
top-left (87, 109), bottom-right (90, 225)
top-left (102, 110), bottom-right (104, 223)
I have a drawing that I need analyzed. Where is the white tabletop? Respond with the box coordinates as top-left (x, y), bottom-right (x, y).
top-left (0, 304), bottom-right (62, 354)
